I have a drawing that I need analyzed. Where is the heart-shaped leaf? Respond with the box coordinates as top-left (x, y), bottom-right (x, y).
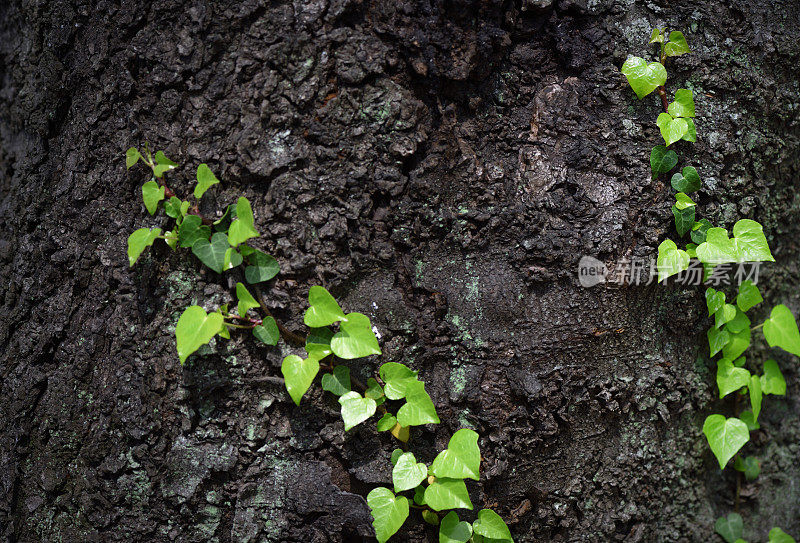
top-left (424, 478), bottom-right (473, 511)
top-left (739, 410), bottom-right (760, 431)
top-left (667, 88), bottom-right (695, 118)
top-left (228, 197), bottom-right (260, 246)
top-left (164, 196), bottom-right (184, 219)
top-left (715, 512), bottom-right (744, 543)
top-left (656, 239), bottom-right (689, 282)
top-left (331, 312), bottom-right (381, 359)
top-left (192, 232), bottom-right (230, 273)
top-left (763, 304), bottom-right (800, 356)
top-left (380, 362), bottom-right (419, 399)
top-left (671, 166), bottom-right (702, 193)
top-left (236, 282), bottom-right (259, 317)
top-left (768, 527), bottom-right (796, 543)
top-left (176, 305), bottom-right (224, 364)
top-left (715, 304), bottom-right (737, 329)
top-left (142, 180), bottom-right (165, 215)
top-left (621, 56), bottom-right (667, 99)
top-left (657, 113), bottom-right (689, 147)
top-left (650, 145), bottom-right (678, 174)
top-left (153, 150), bottom-right (178, 177)
top-left (726, 309), bottom-right (751, 334)
top-left (716, 358), bottom-right (751, 398)
top-left (706, 288), bottom-right (725, 316)
top-left (321, 365), bottom-right (351, 396)
top-left (664, 30), bottom-right (690, 57)
top-left (243, 248), bottom-right (279, 283)
top-left (732, 219), bottom-right (774, 262)
top-left (707, 327), bottom-right (731, 357)
top-left (281, 354), bottom-right (320, 405)
top-left (682, 117), bottom-right (697, 142)
top-left (128, 227), bottom-right (162, 267)
top-left (338, 391), bottom-right (377, 430)
top-left (691, 218), bottom-right (712, 244)
top-left (736, 280), bottom-right (762, 312)
top-left (367, 487), bottom-right (409, 543)
top-left (761, 359), bottom-right (786, 395)
top-left (304, 285), bottom-right (347, 326)
top-left (126, 147), bottom-right (142, 169)
top-left (472, 509), bottom-right (514, 542)
top-left (393, 452), bottom-right (428, 493)
top-left (703, 415), bottom-right (749, 469)
top-left (649, 28), bottom-right (664, 44)
top-left (366, 378), bottom-right (386, 401)
top-left (672, 205), bottom-right (695, 237)
top-left (194, 163), bottom-right (220, 199)
top-left (722, 325), bottom-right (750, 360)
top-left (252, 317), bottom-right (279, 346)
top-left (177, 215), bottom-right (211, 248)
top-left (439, 511), bottom-right (473, 543)
top-left (749, 374), bottom-right (762, 421)
top-left (674, 192), bottom-right (696, 210)
top-left (430, 428), bottom-right (480, 480)
top-left (377, 413), bottom-right (397, 432)
top-left (734, 456), bottom-right (760, 482)
top-left (223, 248), bottom-right (242, 270)
top-left (397, 381), bottom-right (440, 427)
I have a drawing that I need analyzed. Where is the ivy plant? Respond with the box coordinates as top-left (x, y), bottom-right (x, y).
top-left (622, 30), bottom-right (799, 543)
top-left (125, 146), bottom-right (512, 541)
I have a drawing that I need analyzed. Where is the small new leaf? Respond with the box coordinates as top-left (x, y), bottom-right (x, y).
top-left (439, 511), bottom-right (473, 543)
top-left (656, 239), bottom-right (689, 282)
top-left (430, 428), bottom-right (481, 481)
top-left (126, 147), bottom-right (142, 169)
top-left (281, 354), bottom-right (320, 405)
top-left (657, 112), bottom-right (689, 147)
top-left (153, 150), bottom-right (178, 177)
top-left (761, 359), bottom-right (786, 396)
top-left (304, 285), bottom-right (347, 327)
top-left (321, 365), bottom-right (351, 396)
top-left (736, 280), bottom-right (763, 312)
top-left (762, 304), bottom-right (800, 356)
top-left (236, 282), bottom-right (259, 317)
top-left (716, 358), bottom-right (750, 399)
top-left (664, 30), bottom-right (690, 57)
top-left (671, 166), bottom-right (702, 193)
top-left (142, 180), bottom-right (165, 215)
top-left (128, 227), bottom-right (162, 266)
top-left (331, 313), bottom-right (382, 359)
top-left (339, 391), bottom-right (377, 430)
top-left (228, 197), bottom-right (260, 246)
top-left (703, 415), bottom-right (749, 470)
top-left (472, 509), bottom-right (514, 542)
top-left (393, 452), bottom-right (428, 493)
top-left (667, 89), bottom-right (696, 118)
top-left (621, 56), bottom-right (667, 99)
top-left (194, 163), bottom-right (220, 199)
top-left (367, 487), bottom-right (409, 543)
top-left (715, 512), bottom-right (744, 543)
top-left (252, 317), bottom-right (279, 346)
top-left (176, 306), bottom-right (224, 364)
top-left (424, 478), bottom-right (473, 511)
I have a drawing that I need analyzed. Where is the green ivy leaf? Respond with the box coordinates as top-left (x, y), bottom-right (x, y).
top-left (674, 192), bottom-right (696, 210)
top-left (380, 362), bottom-right (419, 399)
top-left (715, 513), bottom-right (744, 543)
top-left (672, 205), bottom-right (695, 237)
top-left (192, 232), bottom-right (230, 273)
top-left (236, 282), bottom-right (259, 317)
top-left (366, 377), bottom-right (386, 401)
top-left (390, 449), bottom-right (404, 466)
top-left (667, 88), bottom-right (695, 118)
top-left (397, 380), bottom-right (440, 427)
top-left (768, 528), bottom-right (797, 543)
top-left (664, 30), bottom-right (690, 57)
top-left (649, 28), bottom-right (664, 44)
top-left (736, 280), bottom-right (763, 312)
top-left (223, 247), bottom-right (243, 270)
top-left (126, 147), bottom-right (142, 169)
top-left (749, 374), bottom-right (762, 421)
top-left (413, 485), bottom-right (426, 506)
top-left (304, 285), bottom-right (347, 327)
top-left (697, 220), bottom-right (775, 264)
top-left (153, 150), bottom-right (178, 177)
top-left (252, 317), bottom-right (279, 346)
top-left (657, 239), bottom-right (690, 282)
top-left (213, 203), bottom-right (236, 232)
top-left (657, 112), bottom-right (689, 147)
top-left (228, 197), bottom-right (260, 246)
top-left (722, 325), bottom-right (750, 361)
top-left (339, 391), bottom-right (377, 430)
top-left (621, 56), bottom-right (667, 99)
top-left (706, 288), bottom-right (725, 316)
top-left (424, 478), bottom-right (473, 511)
top-left (305, 327), bottom-right (333, 358)
top-left (321, 365), bottom-right (351, 396)
top-left (671, 166), bottom-right (702, 193)
top-left (331, 312), bottom-right (382, 359)
top-left (763, 304), bottom-right (800, 356)
top-left (164, 196), bottom-right (184, 219)
top-left (178, 215), bottom-right (211, 248)
top-left (472, 509), bottom-right (514, 542)
top-left (707, 327), bottom-right (731, 357)
top-left (430, 429), bottom-right (481, 481)
top-left (176, 305), bottom-right (224, 364)
top-left (367, 487), bottom-right (409, 543)
top-left (377, 413), bottom-right (397, 432)
top-left (393, 452), bottom-right (428, 493)
top-left (281, 354), bottom-right (320, 405)
top-left (726, 309), bottom-right (751, 334)
top-left (734, 456), bottom-right (760, 482)
top-left (194, 163), bottom-right (220, 199)
top-left (243, 248), bottom-right (280, 283)
top-left (703, 415), bottom-right (749, 470)
top-left (691, 218), bottom-right (713, 245)
top-left (761, 359), bottom-right (786, 396)
top-left (650, 145), bottom-right (679, 174)
top-left (142, 180), bottom-right (165, 215)
top-left (423, 510), bottom-right (440, 526)
top-left (739, 410), bottom-right (760, 431)
top-left (127, 227), bottom-right (162, 266)
top-left (715, 304), bottom-right (737, 329)
top-left (716, 358), bottom-right (751, 398)
top-left (439, 511), bottom-right (473, 543)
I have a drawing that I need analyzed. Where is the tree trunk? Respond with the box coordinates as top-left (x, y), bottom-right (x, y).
top-left (1, 1), bottom-right (799, 541)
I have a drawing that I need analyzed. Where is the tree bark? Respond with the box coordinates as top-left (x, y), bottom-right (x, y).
top-left (1, 1), bottom-right (799, 542)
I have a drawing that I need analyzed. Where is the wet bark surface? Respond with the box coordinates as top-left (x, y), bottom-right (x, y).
top-left (1, 0), bottom-right (799, 541)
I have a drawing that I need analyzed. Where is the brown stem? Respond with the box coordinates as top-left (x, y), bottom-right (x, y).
top-left (253, 284), bottom-right (306, 345)
top-left (657, 86), bottom-right (669, 112)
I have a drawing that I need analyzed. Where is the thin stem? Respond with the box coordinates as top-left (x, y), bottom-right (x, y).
top-left (751, 323), bottom-right (764, 331)
top-left (224, 322), bottom-right (256, 330)
top-left (252, 284), bottom-right (306, 345)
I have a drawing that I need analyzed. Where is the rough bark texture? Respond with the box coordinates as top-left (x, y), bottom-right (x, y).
top-left (1, 1), bottom-right (799, 542)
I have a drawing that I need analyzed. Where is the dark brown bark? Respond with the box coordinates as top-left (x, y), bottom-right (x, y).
top-left (1, 1), bottom-right (800, 542)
